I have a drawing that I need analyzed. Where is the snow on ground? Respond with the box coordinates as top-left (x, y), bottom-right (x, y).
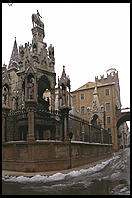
top-left (2, 154), bottom-right (120, 183)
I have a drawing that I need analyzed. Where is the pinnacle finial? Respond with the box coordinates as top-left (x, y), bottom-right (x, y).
top-left (8, 37), bottom-right (19, 69)
top-left (93, 83), bottom-right (98, 95)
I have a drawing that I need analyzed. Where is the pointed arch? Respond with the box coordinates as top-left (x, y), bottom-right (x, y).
top-left (38, 75), bottom-right (51, 110)
top-left (38, 75), bottom-right (51, 97)
top-left (91, 114), bottom-right (98, 126)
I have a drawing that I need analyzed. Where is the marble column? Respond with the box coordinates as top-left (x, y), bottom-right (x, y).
top-left (27, 107), bottom-right (35, 142)
top-left (81, 122), bottom-right (85, 142)
top-left (50, 89), bottom-right (55, 112)
top-left (101, 129), bottom-right (104, 144)
top-left (2, 112), bottom-right (6, 143)
top-left (2, 107), bottom-right (10, 143)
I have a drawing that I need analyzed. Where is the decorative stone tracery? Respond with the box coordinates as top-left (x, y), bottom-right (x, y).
top-left (58, 66), bottom-right (71, 141)
top-left (87, 84), bottom-right (105, 128)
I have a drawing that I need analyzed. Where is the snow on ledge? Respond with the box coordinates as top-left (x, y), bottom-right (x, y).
top-left (36, 140), bottom-right (62, 143)
top-left (4, 140), bottom-right (112, 146)
top-left (5, 141), bottom-right (27, 143)
top-left (71, 141), bottom-right (112, 146)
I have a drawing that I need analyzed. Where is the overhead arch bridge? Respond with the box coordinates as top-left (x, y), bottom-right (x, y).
top-left (116, 108), bottom-right (130, 129)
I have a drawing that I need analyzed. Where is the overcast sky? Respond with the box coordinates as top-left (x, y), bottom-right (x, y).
top-left (2, 3), bottom-right (130, 110)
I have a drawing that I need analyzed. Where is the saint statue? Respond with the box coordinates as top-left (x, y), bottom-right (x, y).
top-left (28, 78), bottom-right (34, 99)
top-left (48, 44), bottom-right (54, 59)
top-left (3, 86), bottom-right (8, 106)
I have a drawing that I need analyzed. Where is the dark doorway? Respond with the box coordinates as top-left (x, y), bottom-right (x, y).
top-left (91, 114), bottom-right (98, 126)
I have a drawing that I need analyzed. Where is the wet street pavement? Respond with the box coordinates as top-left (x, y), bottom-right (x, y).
top-left (2, 147), bottom-right (130, 195)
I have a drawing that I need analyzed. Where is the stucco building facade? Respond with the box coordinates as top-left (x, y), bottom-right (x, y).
top-left (71, 68), bottom-right (122, 150)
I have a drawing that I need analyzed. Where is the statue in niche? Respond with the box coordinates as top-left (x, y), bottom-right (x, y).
top-left (40, 45), bottom-right (49, 67)
top-left (3, 86), bottom-right (8, 106)
top-left (48, 44), bottom-right (54, 59)
top-left (60, 85), bottom-right (67, 106)
top-left (28, 77), bottom-right (34, 99)
top-left (25, 43), bottom-right (30, 58)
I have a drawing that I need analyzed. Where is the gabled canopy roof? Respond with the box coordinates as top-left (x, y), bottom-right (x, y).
top-left (8, 37), bottom-right (19, 70)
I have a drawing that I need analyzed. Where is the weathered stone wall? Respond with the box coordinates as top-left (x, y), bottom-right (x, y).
top-left (71, 142), bottom-right (112, 167)
top-left (2, 141), bottom-right (113, 172)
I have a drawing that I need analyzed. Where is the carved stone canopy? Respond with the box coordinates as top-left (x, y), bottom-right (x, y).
top-left (87, 85), bottom-right (105, 127)
top-left (58, 66), bottom-right (71, 110)
top-left (8, 37), bottom-right (19, 70)
top-left (58, 66), bottom-right (70, 90)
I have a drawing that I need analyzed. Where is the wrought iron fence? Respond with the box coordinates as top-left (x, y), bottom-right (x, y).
top-left (69, 113), bottom-right (112, 144)
top-left (5, 109), bottom-right (28, 141)
top-left (4, 108), bottom-right (112, 144)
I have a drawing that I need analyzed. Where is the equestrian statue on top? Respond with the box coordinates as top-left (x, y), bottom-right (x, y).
top-left (32, 10), bottom-right (44, 29)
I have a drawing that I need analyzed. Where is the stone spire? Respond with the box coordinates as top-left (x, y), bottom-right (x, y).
top-left (8, 37), bottom-right (19, 70)
top-left (59, 66), bottom-right (70, 89)
top-left (61, 65), bottom-right (66, 78)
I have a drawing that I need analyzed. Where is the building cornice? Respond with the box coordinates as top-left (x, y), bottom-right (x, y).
top-left (71, 82), bottom-right (115, 93)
